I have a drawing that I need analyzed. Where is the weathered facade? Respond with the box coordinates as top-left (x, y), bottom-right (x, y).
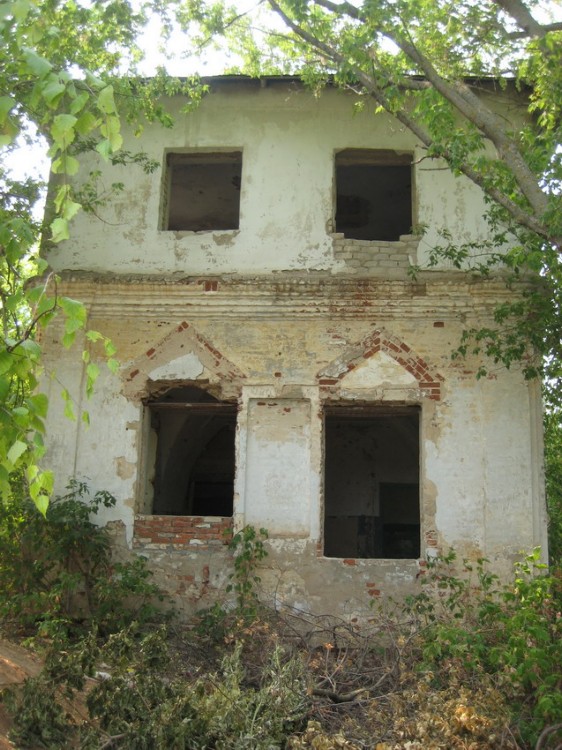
top-left (41, 77), bottom-right (547, 620)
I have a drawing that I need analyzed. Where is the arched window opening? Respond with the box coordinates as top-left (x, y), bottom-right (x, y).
top-left (146, 386), bottom-right (236, 517)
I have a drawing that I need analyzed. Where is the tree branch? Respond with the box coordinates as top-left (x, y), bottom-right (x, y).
top-left (492, 0), bottom-right (548, 38)
top-left (389, 28), bottom-right (550, 218)
top-left (314, 0), bottom-right (551, 221)
top-left (266, 0), bottom-right (558, 244)
top-left (508, 21), bottom-right (562, 39)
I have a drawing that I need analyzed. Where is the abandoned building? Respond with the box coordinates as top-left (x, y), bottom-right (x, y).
top-left (41, 76), bottom-right (548, 619)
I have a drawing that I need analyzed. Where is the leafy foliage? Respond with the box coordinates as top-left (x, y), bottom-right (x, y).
top-left (227, 524), bottom-right (269, 619)
top-left (0, 1), bottom-right (204, 512)
top-left (3, 548), bottom-right (561, 749)
top-left (0, 480), bottom-right (169, 639)
top-left (395, 550), bottom-right (562, 746)
top-left (544, 409), bottom-right (562, 565)
top-left (6, 623), bottom-right (308, 750)
top-left (196, 525), bottom-right (269, 641)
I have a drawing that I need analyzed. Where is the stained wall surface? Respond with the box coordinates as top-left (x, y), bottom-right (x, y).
top-left (40, 79), bottom-right (547, 620)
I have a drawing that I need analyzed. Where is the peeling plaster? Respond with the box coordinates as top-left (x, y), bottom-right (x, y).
top-left (148, 352), bottom-right (205, 381)
top-left (115, 457), bottom-right (136, 480)
top-left (40, 80), bottom-right (545, 619)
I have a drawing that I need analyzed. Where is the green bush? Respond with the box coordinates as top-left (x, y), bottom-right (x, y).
top-left (196, 525), bottom-right (269, 641)
top-left (544, 409), bottom-right (562, 566)
top-left (7, 621), bottom-right (307, 749)
top-left (398, 549), bottom-right (562, 747)
top-left (4, 673), bottom-right (73, 749)
top-left (0, 479), bottom-right (169, 638)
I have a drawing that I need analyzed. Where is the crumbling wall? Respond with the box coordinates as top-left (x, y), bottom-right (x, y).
top-left (40, 273), bottom-right (547, 621)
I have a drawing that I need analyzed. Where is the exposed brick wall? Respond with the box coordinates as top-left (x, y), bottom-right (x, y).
top-left (332, 233), bottom-right (419, 276)
top-left (133, 515), bottom-right (233, 550)
top-left (317, 328), bottom-right (444, 400)
top-left (123, 319), bottom-right (245, 400)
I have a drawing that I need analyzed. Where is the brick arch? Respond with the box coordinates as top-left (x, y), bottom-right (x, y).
top-left (123, 320), bottom-right (246, 400)
top-left (317, 329), bottom-right (444, 400)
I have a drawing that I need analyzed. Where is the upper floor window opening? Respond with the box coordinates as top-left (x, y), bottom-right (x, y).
top-left (164, 151), bottom-right (242, 232)
top-left (335, 149), bottom-right (413, 242)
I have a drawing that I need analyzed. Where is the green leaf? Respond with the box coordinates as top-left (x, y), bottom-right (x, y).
top-left (100, 114), bottom-right (123, 151)
top-left (61, 389), bottom-right (76, 421)
top-left (75, 110), bottom-right (99, 136)
top-left (0, 376), bottom-right (9, 401)
top-left (62, 155), bottom-right (80, 176)
top-left (60, 297), bottom-right (87, 327)
top-left (97, 85), bottom-right (116, 114)
top-left (54, 183), bottom-right (71, 211)
top-left (0, 95), bottom-right (15, 124)
top-left (0, 351), bottom-right (13, 376)
top-left (70, 90), bottom-right (89, 115)
top-left (19, 339), bottom-right (42, 358)
top-left (13, 0), bottom-right (32, 23)
top-left (51, 113), bottom-right (77, 147)
top-left (96, 139), bottom-right (111, 160)
top-left (86, 362), bottom-right (100, 396)
top-left (62, 331), bottom-right (76, 348)
top-left (27, 392), bottom-right (48, 418)
top-left (0, 118), bottom-right (18, 146)
top-left (7, 439), bottom-right (27, 465)
top-left (33, 494), bottom-right (49, 517)
top-left (63, 198), bottom-right (81, 220)
top-left (51, 217), bottom-right (69, 243)
top-left (42, 80), bottom-right (66, 107)
top-left (22, 48), bottom-right (53, 77)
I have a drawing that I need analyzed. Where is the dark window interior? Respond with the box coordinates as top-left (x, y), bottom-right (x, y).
top-left (149, 387), bottom-right (236, 516)
top-left (165, 152), bottom-right (242, 231)
top-left (335, 149), bottom-right (412, 241)
top-left (324, 405), bottom-right (420, 559)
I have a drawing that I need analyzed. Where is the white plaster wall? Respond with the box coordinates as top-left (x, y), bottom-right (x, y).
top-left (425, 371), bottom-right (543, 570)
top-left (42, 352), bottom-right (140, 537)
top-left (46, 83), bottom-right (499, 275)
top-left (242, 398), bottom-right (312, 535)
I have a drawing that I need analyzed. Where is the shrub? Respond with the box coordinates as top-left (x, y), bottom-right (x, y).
top-left (0, 479), bottom-right (169, 639)
top-left (395, 549), bottom-right (562, 747)
top-left (8, 622), bottom-right (307, 749)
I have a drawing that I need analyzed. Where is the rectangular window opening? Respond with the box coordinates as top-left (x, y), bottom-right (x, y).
top-left (145, 386), bottom-right (236, 517)
top-left (323, 405), bottom-right (420, 559)
top-left (164, 151), bottom-right (242, 231)
top-left (335, 149), bottom-right (412, 241)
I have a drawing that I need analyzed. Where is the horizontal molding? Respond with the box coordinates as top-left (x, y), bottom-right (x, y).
top-left (48, 271), bottom-right (530, 321)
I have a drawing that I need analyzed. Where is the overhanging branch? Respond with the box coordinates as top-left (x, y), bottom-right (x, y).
top-left (265, 0), bottom-right (557, 245)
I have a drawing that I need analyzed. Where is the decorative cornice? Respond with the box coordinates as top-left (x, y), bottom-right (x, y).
top-left (47, 271), bottom-right (533, 322)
